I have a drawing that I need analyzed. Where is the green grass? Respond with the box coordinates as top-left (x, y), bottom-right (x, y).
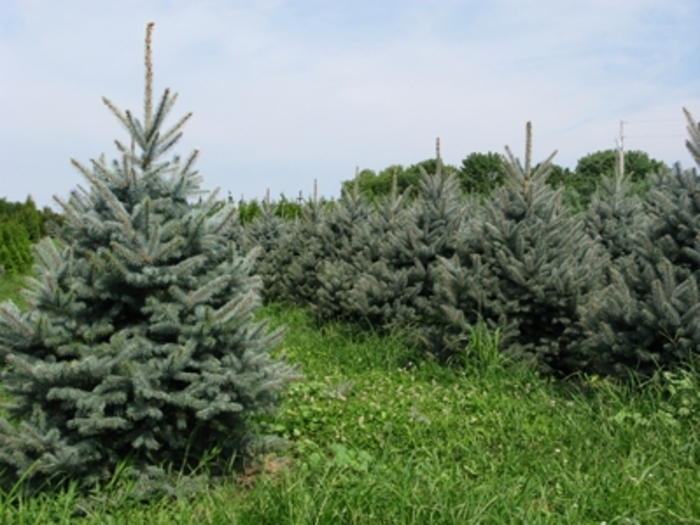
top-left (0, 273), bottom-right (30, 310)
top-left (0, 280), bottom-right (699, 522)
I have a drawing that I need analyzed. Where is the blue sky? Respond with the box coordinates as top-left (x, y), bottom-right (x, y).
top-left (1, 0), bottom-right (699, 208)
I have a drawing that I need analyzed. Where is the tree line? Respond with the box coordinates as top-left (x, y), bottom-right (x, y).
top-left (0, 148), bottom-right (671, 274)
top-left (341, 148), bottom-right (668, 211)
top-left (0, 197), bottom-right (62, 275)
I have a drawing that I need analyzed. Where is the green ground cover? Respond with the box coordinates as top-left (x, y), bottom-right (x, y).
top-left (0, 277), bottom-right (698, 523)
top-left (0, 272), bottom-right (29, 310)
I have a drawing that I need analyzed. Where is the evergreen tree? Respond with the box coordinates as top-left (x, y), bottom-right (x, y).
top-left (272, 194), bottom-right (304, 221)
top-left (0, 195), bottom-right (54, 275)
top-left (0, 24), bottom-right (298, 493)
top-left (436, 124), bottom-right (606, 372)
top-left (583, 151), bottom-right (650, 263)
top-left (334, 174), bottom-right (414, 329)
top-left (273, 189), bottom-right (327, 306)
top-left (581, 108), bottom-right (700, 377)
top-left (18, 196), bottom-right (44, 242)
top-left (344, 146), bottom-right (466, 336)
top-left (0, 221), bottom-right (33, 275)
top-left (235, 197), bottom-right (262, 224)
top-left (312, 179), bottom-right (372, 323)
top-left (238, 196), bottom-right (291, 304)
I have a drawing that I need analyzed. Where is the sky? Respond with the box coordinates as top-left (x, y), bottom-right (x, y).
top-left (1, 0), bottom-right (699, 208)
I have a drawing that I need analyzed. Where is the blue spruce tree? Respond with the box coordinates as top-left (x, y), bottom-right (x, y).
top-left (0, 23), bottom-right (299, 493)
top-left (238, 193), bottom-right (292, 304)
top-left (436, 123), bottom-right (606, 373)
top-left (581, 108), bottom-right (700, 377)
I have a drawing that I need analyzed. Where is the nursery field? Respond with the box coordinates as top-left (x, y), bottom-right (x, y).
top-left (0, 278), bottom-right (699, 523)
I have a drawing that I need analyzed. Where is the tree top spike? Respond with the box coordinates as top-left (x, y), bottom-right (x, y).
top-left (525, 122), bottom-right (532, 178)
top-left (145, 23), bottom-right (155, 130)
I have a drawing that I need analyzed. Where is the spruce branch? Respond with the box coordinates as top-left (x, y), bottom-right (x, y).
top-left (147, 88), bottom-right (172, 144)
top-left (123, 110), bottom-right (147, 151)
top-left (114, 139), bottom-right (128, 155)
top-left (150, 236), bottom-right (184, 263)
top-left (182, 275), bottom-right (231, 307)
top-left (208, 203), bottom-right (237, 235)
top-left (0, 305), bottom-right (34, 338)
top-left (172, 149), bottom-right (200, 189)
top-left (110, 241), bottom-right (147, 267)
top-left (532, 149), bottom-right (559, 180)
top-left (32, 238), bottom-right (62, 270)
top-left (90, 156), bottom-right (126, 188)
top-left (153, 131), bottom-right (185, 160)
top-left (102, 97), bottom-right (130, 133)
top-left (75, 164), bottom-right (135, 238)
top-left (150, 90), bottom-right (187, 146)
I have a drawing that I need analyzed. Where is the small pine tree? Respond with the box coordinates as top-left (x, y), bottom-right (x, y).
top-left (583, 151), bottom-right (650, 264)
top-left (18, 196), bottom-right (44, 242)
top-left (273, 189), bottom-right (327, 306)
top-left (334, 173), bottom-right (414, 329)
top-left (0, 24), bottom-right (299, 493)
top-left (312, 177), bottom-right (372, 323)
top-left (344, 146), bottom-right (466, 336)
top-left (436, 123), bottom-right (606, 373)
top-left (0, 221), bottom-right (33, 275)
top-left (238, 196), bottom-right (291, 304)
top-left (581, 108), bottom-right (700, 377)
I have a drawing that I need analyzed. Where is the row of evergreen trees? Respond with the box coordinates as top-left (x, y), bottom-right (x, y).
top-left (0, 197), bottom-right (61, 275)
top-left (237, 114), bottom-right (700, 380)
top-left (233, 148), bottom-right (666, 228)
top-left (0, 20), bottom-right (697, 497)
top-left (339, 147), bottom-right (667, 211)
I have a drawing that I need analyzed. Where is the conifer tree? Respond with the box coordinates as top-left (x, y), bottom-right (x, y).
top-left (0, 24), bottom-right (298, 493)
top-left (238, 194), bottom-right (291, 303)
top-left (335, 173), bottom-right (414, 329)
top-left (18, 196), bottom-right (44, 242)
top-left (583, 151), bottom-right (649, 264)
top-left (581, 109), bottom-right (700, 377)
top-left (273, 186), bottom-right (327, 306)
top-left (0, 221), bottom-right (33, 275)
top-left (312, 177), bottom-right (372, 323)
top-left (0, 196), bottom-right (45, 276)
top-left (344, 142), bottom-right (466, 335)
top-left (436, 124), bottom-right (606, 372)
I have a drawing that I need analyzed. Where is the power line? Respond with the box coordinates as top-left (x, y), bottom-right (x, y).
top-left (626, 134), bottom-right (685, 139)
top-left (618, 120), bottom-right (625, 176)
top-left (625, 118), bottom-right (685, 123)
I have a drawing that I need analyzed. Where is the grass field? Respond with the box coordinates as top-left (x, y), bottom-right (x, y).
top-left (0, 277), bottom-right (699, 523)
top-left (0, 273), bottom-right (29, 310)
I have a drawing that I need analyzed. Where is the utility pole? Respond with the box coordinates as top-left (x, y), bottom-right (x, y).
top-left (618, 120), bottom-right (626, 176)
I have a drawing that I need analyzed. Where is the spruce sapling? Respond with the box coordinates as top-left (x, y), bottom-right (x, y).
top-left (0, 23), bottom-right (299, 494)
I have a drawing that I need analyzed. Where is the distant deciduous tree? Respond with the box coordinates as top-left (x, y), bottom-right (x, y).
top-left (457, 152), bottom-right (504, 195)
top-left (342, 160), bottom-right (459, 200)
top-left (572, 149), bottom-right (668, 207)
